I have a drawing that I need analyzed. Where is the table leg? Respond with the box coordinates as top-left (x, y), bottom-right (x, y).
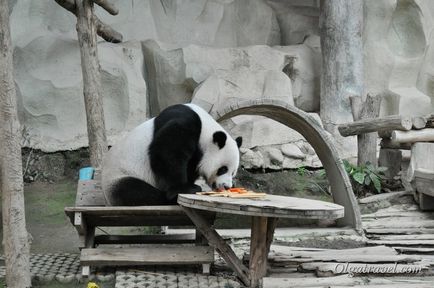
top-left (266, 217), bottom-right (278, 256)
top-left (181, 207), bottom-right (251, 286)
top-left (250, 216), bottom-right (268, 288)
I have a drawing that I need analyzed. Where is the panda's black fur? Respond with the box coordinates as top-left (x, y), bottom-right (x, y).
top-left (102, 104), bottom-right (241, 206)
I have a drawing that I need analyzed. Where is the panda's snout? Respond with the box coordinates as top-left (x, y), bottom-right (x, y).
top-left (212, 181), bottom-right (231, 191)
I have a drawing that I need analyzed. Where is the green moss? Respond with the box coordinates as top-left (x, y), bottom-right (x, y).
top-left (24, 180), bottom-right (76, 225)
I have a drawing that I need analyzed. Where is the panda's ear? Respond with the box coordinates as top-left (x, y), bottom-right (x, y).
top-left (235, 136), bottom-right (242, 148)
top-left (213, 131), bottom-right (227, 149)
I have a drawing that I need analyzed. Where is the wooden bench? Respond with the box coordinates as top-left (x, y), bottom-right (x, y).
top-left (65, 179), bottom-right (215, 276)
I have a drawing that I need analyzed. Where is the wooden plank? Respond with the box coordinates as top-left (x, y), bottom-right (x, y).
top-left (367, 234), bottom-right (434, 241)
top-left (75, 180), bottom-right (106, 206)
top-left (250, 216), bottom-right (268, 288)
top-left (300, 261), bottom-right (428, 276)
top-left (263, 275), bottom-right (434, 288)
top-left (270, 254), bottom-right (421, 264)
top-left (367, 239), bottom-right (434, 246)
top-left (365, 228), bottom-right (434, 235)
top-left (84, 215), bottom-right (196, 227)
top-left (94, 233), bottom-right (196, 245)
top-left (181, 207), bottom-right (250, 286)
top-left (364, 219), bottom-right (434, 229)
top-left (81, 246), bottom-right (214, 266)
top-left (393, 246), bottom-right (434, 253)
top-left (338, 115), bottom-right (412, 137)
top-left (392, 129), bottom-right (434, 143)
top-left (358, 190), bottom-right (412, 204)
top-left (74, 212), bottom-right (86, 235)
top-left (178, 194), bottom-right (344, 220)
top-left (66, 205), bottom-right (188, 215)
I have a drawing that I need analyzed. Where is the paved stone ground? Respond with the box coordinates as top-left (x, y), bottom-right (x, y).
top-left (0, 253), bottom-right (241, 287)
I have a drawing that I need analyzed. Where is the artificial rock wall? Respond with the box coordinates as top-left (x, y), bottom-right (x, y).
top-left (10, 0), bottom-right (434, 169)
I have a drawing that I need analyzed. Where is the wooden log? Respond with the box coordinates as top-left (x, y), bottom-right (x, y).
top-left (392, 129), bottom-right (434, 143)
top-left (93, 0), bottom-right (118, 15)
top-left (412, 116), bottom-right (428, 129)
top-left (380, 139), bottom-right (411, 150)
top-left (76, 0), bottom-right (108, 168)
top-left (338, 115), bottom-right (412, 137)
top-left (54, 0), bottom-right (122, 43)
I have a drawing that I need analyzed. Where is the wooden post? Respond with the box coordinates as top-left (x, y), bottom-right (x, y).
top-left (320, 0), bottom-right (364, 134)
top-left (75, 0), bottom-right (107, 168)
top-left (0, 0), bottom-right (31, 286)
top-left (350, 94), bottom-right (381, 167)
top-left (55, 0), bottom-right (123, 168)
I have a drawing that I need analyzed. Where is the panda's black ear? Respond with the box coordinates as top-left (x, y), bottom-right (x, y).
top-left (213, 131), bottom-right (227, 149)
top-left (235, 136), bottom-right (242, 148)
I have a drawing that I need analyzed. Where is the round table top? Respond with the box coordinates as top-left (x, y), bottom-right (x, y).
top-left (178, 194), bottom-right (344, 219)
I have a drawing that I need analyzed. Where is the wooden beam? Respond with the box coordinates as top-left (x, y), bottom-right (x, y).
top-left (54, 0), bottom-right (122, 43)
top-left (392, 129), bottom-right (434, 143)
top-left (81, 246), bottom-right (214, 266)
top-left (338, 115), bottom-right (412, 137)
top-left (93, 0), bottom-right (118, 15)
top-left (181, 207), bottom-right (251, 286)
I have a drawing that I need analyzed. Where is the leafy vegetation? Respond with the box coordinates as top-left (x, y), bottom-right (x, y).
top-left (343, 160), bottom-right (387, 197)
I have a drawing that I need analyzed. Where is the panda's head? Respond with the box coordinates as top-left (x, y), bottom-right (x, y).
top-left (199, 131), bottom-right (242, 191)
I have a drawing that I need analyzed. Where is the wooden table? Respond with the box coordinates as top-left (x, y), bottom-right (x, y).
top-left (178, 194), bottom-right (344, 287)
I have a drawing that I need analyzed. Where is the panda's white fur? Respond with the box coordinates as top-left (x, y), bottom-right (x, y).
top-left (101, 103), bottom-right (241, 206)
top-left (185, 104), bottom-right (240, 190)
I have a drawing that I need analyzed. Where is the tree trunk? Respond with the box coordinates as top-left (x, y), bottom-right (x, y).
top-left (75, 0), bottom-right (107, 168)
top-left (0, 0), bottom-right (32, 286)
top-left (350, 94), bottom-right (381, 167)
top-left (320, 0), bottom-right (364, 134)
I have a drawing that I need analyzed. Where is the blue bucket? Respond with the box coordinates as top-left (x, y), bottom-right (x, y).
top-left (79, 167), bottom-right (94, 180)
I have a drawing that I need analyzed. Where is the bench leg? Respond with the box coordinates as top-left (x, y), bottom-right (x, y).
top-left (197, 224), bottom-right (213, 274)
top-left (81, 226), bottom-right (95, 277)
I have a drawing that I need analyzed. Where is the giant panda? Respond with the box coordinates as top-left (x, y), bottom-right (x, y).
top-left (101, 103), bottom-right (242, 206)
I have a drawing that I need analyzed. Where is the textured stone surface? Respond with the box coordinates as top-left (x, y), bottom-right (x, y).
top-left (192, 68), bottom-right (294, 113)
top-left (144, 42), bottom-right (297, 116)
top-left (365, 0), bottom-right (434, 117)
top-left (9, 0), bottom-right (434, 156)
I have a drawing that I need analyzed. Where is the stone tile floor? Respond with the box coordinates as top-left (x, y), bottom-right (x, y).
top-left (0, 253), bottom-right (241, 288)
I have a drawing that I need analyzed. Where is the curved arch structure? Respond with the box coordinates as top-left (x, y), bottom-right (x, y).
top-left (212, 99), bottom-right (362, 230)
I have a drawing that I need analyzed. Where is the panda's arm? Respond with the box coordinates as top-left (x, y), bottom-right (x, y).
top-left (149, 119), bottom-right (201, 200)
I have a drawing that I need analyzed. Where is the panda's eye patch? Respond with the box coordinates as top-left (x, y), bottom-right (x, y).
top-left (217, 166), bottom-right (228, 176)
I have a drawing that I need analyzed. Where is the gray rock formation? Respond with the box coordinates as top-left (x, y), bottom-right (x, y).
top-left (9, 0), bottom-right (434, 169)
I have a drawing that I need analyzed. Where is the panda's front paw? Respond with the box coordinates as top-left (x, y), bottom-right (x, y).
top-left (189, 184), bottom-right (202, 194)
